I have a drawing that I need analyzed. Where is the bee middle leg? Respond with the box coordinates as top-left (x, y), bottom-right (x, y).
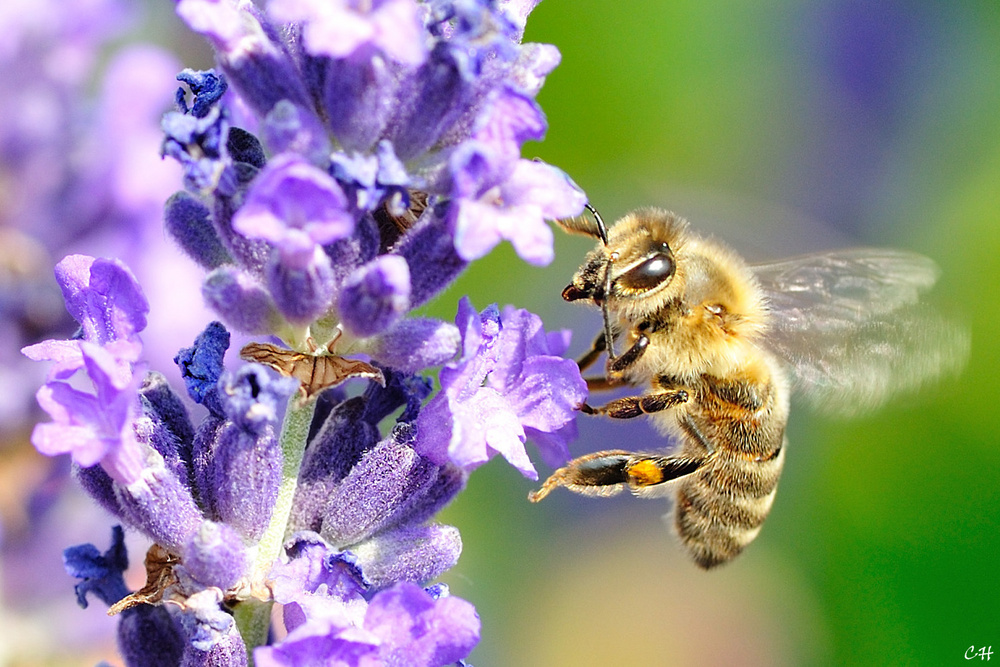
top-left (529, 450), bottom-right (705, 502)
top-left (582, 387), bottom-right (689, 419)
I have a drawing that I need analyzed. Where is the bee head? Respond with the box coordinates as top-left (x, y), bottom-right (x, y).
top-left (563, 208), bottom-right (685, 308)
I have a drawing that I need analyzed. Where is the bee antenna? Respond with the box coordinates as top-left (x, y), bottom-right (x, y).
top-left (584, 201), bottom-right (616, 361)
top-left (601, 265), bottom-right (616, 362)
top-left (585, 202), bottom-right (609, 245)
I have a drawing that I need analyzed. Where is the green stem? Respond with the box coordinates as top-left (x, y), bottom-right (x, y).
top-left (235, 394), bottom-right (316, 662)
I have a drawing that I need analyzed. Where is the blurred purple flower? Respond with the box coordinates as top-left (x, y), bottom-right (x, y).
top-left (0, 0), bottom-right (202, 433)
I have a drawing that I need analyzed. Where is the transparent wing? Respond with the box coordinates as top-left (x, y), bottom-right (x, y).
top-left (753, 249), bottom-right (969, 417)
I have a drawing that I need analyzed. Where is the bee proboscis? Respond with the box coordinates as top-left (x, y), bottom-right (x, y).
top-left (530, 207), bottom-right (969, 568)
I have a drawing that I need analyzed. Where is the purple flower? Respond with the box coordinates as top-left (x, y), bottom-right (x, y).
top-left (233, 154), bottom-right (355, 263)
top-left (259, 558), bottom-right (479, 667)
top-left (415, 297), bottom-right (587, 479)
top-left (22, 256), bottom-right (150, 483)
top-left (22, 255), bottom-right (148, 377)
top-left (163, 0), bottom-right (583, 342)
top-left (449, 156), bottom-right (588, 265)
top-left (30, 343), bottom-right (145, 484)
top-left (268, 0), bottom-right (428, 66)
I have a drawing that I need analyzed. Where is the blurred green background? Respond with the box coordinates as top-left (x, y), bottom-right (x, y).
top-left (425, 1), bottom-right (1000, 665)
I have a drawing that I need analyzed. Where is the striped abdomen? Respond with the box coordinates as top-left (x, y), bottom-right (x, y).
top-left (674, 441), bottom-right (786, 568)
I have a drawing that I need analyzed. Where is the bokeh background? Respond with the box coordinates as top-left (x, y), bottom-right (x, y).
top-left (1, 0), bottom-right (998, 665)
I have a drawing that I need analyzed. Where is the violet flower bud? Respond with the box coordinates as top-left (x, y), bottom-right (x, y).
top-left (338, 255), bottom-right (411, 338)
top-left (320, 431), bottom-right (445, 548)
top-left (265, 247), bottom-right (337, 323)
top-left (351, 523), bottom-right (463, 592)
top-left (367, 318), bottom-right (461, 373)
top-left (140, 371), bottom-right (197, 452)
top-left (390, 205), bottom-right (467, 308)
top-left (193, 364), bottom-right (298, 541)
top-left (181, 520), bottom-right (246, 590)
top-left (116, 461), bottom-right (205, 554)
top-left (321, 56), bottom-right (399, 153)
top-left (291, 398), bottom-right (380, 533)
top-left (202, 266), bottom-right (281, 334)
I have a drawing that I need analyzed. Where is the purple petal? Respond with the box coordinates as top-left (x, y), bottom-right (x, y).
top-left (451, 198), bottom-right (507, 262)
top-left (64, 526), bottom-right (130, 608)
top-left (270, 533), bottom-right (368, 605)
top-left (176, 0), bottom-right (254, 52)
top-left (510, 42), bottom-right (561, 96)
top-left (502, 158), bottom-right (587, 219)
top-left (54, 254), bottom-right (149, 344)
top-left (270, 0), bottom-right (427, 66)
top-left (455, 386), bottom-right (533, 477)
top-left (233, 153), bottom-right (355, 251)
top-left (367, 318), bottom-right (460, 373)
top-left (365, 582), bottom-right (480, 666)
top-left (21, 339), bottom-right (85, 379)
top-left (472, 89), bottom-right (547, 164)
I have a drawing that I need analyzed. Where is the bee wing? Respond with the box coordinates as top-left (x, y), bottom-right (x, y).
top-left (752, 249), bottom-right (969, 417)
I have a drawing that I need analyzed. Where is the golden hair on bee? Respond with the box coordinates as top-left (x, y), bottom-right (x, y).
top-left (534, 204), bottom-right (968, 568)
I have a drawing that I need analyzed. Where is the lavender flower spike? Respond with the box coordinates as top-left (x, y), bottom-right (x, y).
top-left (29, 0), bottom-right (595, 662)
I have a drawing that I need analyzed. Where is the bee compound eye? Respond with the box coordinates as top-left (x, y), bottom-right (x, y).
top-left (620, 252), bottom-right (675, 291)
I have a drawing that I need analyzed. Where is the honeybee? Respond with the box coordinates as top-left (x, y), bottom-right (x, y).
top-left (529, 206), bottom-right (969, 568)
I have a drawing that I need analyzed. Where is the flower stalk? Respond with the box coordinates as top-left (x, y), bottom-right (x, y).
top-left (234, 393), bottom-right (317, 657)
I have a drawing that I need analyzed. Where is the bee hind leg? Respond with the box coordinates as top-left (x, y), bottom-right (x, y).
top-left (529, 451), bottom-right (704, 502)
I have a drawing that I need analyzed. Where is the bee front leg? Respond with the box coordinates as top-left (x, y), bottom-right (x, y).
top-left (577, 331), bottom-right (610, 373)
top-left (528, 450), bottom-right (705, 502)
top-left (582, 387), bottom-right (689, 419)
